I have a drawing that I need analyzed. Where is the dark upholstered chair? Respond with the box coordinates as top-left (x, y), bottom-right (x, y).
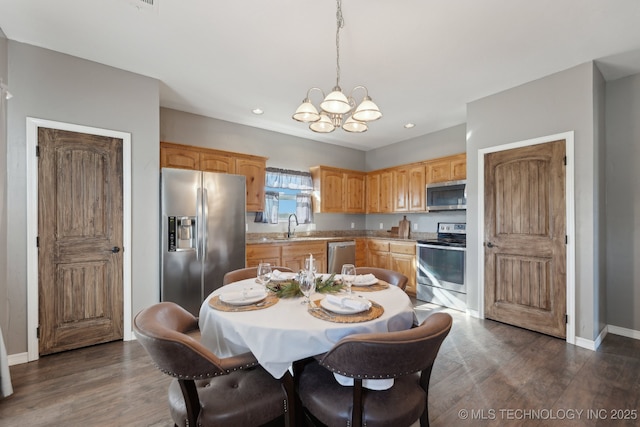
top-left (222, 266), bottom-right (293, 285)
top-left (297, 312), bottom-right (452, 427)
top-left (133, 302), bottom-right (293, 427)
top-left (355, 267), bottom-right (409, 291)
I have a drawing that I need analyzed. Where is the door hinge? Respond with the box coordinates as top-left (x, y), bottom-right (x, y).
top-left (565, 235), bottom-right (568, 244)
top-left (36, 236), bottom-right (39, 247)
top-left (36, 145), bottom-right (40, 157)
top-left (36, 326), bottom-right (40, 339)
top-left (563, 155), bottom-right (567, 165)
top-left (565, 314), bottom-right (568, 324)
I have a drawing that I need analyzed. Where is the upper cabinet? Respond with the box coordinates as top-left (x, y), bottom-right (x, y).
top-left (160, 142), bottom-right (267, 211)
top-left (426, 153), bottom-right (466, 184)
top-left (310, 166), bottom-right (366, 213)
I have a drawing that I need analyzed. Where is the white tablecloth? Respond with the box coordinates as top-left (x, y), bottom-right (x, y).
top-left (0, 326), bottom-right (13, 398)
top-left (199, 279), bottom-right (416, 379)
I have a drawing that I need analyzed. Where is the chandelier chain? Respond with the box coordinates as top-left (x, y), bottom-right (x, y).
top-left (335, 0), bottom-right (344, 88)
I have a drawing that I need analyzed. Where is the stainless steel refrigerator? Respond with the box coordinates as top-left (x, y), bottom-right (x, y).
top-left (160, 168), bottom-right (246, 315)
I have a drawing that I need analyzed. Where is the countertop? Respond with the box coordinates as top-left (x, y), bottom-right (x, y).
top-left (245, 232), bottom-right (428, 245)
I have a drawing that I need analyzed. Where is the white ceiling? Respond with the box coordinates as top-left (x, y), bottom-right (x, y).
top-left (2, 0), bottom-right (640, 151)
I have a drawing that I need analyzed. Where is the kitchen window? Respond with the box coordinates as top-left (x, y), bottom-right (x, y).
top-left (256, 168), bottom-right (313, 224)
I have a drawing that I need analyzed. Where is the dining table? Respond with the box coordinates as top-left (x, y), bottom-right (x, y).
top-left (198, 273), bottom-right (416, 385)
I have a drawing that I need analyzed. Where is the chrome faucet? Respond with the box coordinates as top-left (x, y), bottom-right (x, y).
top-left (287, 213), bottom-right (299, 238)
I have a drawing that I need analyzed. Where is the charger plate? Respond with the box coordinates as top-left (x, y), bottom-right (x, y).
top-left (308, 298), bottom-right (384, 323)
top-left (209, 293), bottom-right (279, 312)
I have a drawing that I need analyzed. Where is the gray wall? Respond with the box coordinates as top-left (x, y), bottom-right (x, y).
top-left (605, 72), bottom-right (640, 331)
top-left (466, 62), bottom-right (603, 341)
top-left (0, 28), bottom-right (8, 340)
top-left (4, 41), bottom-right (160, 355)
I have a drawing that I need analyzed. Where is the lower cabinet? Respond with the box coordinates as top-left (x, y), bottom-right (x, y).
top-left (246, 241), bottom-right (327, 273)
top-left (366, 239), bottom-right (416, 296)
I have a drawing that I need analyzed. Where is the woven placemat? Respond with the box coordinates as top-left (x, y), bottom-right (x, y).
top-left (351, 281), bottom-right (390, 292)
top-left (208, 293), bottom-right (278, 312)
top-left (308, 298), bottom-right (384, 323)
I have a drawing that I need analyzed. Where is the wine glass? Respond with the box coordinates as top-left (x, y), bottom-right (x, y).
top-left (257, 262), bottom-right (272, 286)
top-left (341, 264), bottom-right (356, 294)
top-left (298, 273), bottom-right (316, 306)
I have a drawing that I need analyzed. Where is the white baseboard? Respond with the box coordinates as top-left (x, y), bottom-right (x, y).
top-left (607, 324), bottom-right (640, 340)
top-left (8, 352), bottom-right (29, 366)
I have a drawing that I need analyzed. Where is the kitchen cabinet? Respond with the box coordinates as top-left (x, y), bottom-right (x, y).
top-left (355, 238), bottom-right (367, 267)
top-left (282, 241), bottom-right (327, 273)
top-left (310, 166), bottom-right (366, 214)
top-left (246, 244), bottom-right (281, 268)
top-left (365, 238), bottom-right (416, 295)
top-left (426, 153), bottom-right (466, 183)
top-left (393, 167), bottom-right (409, 212)
top-left (246, 241), bottom-right (327, 273)
top-left (365, 173), bottom-right (380, 213)
top-left (389, 242), bottom-right (417, 296)
top-left (160, 142), bottom-right (267, 211)
top-left (393, 163), bottom-right (426, 212)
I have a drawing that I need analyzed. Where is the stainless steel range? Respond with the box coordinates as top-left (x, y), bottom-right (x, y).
top-left (416, 222), bottom-right (466, 311)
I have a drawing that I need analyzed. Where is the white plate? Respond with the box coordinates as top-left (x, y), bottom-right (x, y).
top-left (352, 275), bottom-right (378, 286)
top-left (219, 291), bottom-right (267, 306)
top-left (320, 297), bottom-right (372, 314)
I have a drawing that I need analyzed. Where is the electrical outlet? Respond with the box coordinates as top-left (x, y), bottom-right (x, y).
top-left (379, 223), bottom-right (384, 229)
top-left (413, 223), bottom-right (418, 231)
top-left (350, 222), bottom-right (355, 229)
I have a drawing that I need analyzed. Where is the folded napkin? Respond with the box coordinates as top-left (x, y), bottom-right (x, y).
top-left (353, 274), bottom-right (376, 285)
top-left (222, 289), bottom-right (265, 302)
top-left (271, 269), bottom-right (294, 280)
top-left (325, 294), bottom-right (370, 311)
top-left (333, 373), bottom-right (394, 390)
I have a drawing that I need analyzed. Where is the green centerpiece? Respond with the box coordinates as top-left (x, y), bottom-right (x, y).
top-left (267, 273), bottom-right (343, 298)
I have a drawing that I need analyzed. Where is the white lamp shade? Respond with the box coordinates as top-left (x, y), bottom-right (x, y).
top-left (320, 89), bottom-right (352, 114)
top-left (309, 114), bottom-right (336, 133)
top-left (292, 100), bottom-right (321, 122)
top-left (342, 116), bottom-right (368, 133)
top-left (352, 97), bottom-right (382, 122)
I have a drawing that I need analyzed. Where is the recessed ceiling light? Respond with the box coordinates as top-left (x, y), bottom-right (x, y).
top-left (404, 123), bottom-right (415, 129)
top-left (252, 108), bottom-right (264, 115)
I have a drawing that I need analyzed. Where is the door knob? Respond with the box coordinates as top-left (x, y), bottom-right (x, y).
top-left (486, 242), bottom-right (495, 248)
top-left (111, 246), bottom-right (121, 253)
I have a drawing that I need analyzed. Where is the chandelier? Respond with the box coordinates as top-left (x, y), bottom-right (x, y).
top-left (292, 0), bottom-right (382, 133)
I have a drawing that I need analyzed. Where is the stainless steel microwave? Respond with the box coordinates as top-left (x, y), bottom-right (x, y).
top-left (426, 180), bottom-right (467, 211)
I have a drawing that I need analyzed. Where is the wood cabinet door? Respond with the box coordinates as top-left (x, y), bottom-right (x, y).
top-left (282, 241), bottom-right (327, 273)
top-left (236, 157), bottom-right (266, 211)
top-left (450, 155), bottom-right (466, 180)
top-left (366, 173), bottom-right (380, 213)
top-left (355, 238), bottom-right (367, 267)
top-left (200, 152), bottom-right (236, 173)
top-left (426, 159), bottom-right (451, 183)
top-left (344, 172), bottom-right (366, 213)
top-left (320, 169), bottom-right (345, 213)
top-left (160, 145), bottom-right (200, 170)
top-left (246, 244), bottom-right (281, 267)
top-left (393, 168), bottom-right (409, 212)
top-left (408, 164), bottom-right (426, 211)
top-left (379, 171), bottom-right (394, 213)
top-left (368, 250), bottom-right (391, 269)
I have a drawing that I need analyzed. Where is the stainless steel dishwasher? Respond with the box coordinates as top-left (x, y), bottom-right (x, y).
top-left (327, 241), bottom-right (356, 274)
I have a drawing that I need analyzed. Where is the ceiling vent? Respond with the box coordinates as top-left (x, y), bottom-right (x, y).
top-left (126, 0), bottom-right (159, 14)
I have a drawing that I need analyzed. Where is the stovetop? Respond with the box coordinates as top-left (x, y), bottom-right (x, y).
top-left (417, 222), bottom-right (466, 248)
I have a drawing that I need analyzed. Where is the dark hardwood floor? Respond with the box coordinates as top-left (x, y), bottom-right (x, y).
top-left (2, 304), bottom-right (639, 426)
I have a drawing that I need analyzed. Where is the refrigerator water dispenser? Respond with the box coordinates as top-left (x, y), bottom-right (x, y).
top-left (167, 216), bottom-right (197, 251)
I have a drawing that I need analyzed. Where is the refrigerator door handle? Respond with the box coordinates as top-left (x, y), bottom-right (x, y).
top-left (196, 187), bottom-right (203, 260)
top-left (202, 188), bottom-right (208, 261)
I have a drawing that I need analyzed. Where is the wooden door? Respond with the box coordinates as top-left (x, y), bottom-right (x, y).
top-left (344, 172), bottom-right (365, 213)
top-left (320, 169), bottom-right (344, 213)
top-left (366, 173), bottom-right (380, 213)
top-left (38, 128), bottom-right (124, 355)
top-left (236, 157), bottom-right (265, 212)
top-left (379, 171), bottom-right (394, 213)
top-left (408, 164), bottom-right (426, 211)
top-left (393, 167), bottom-right (409, 212)
top-left (484, 140), bottom-right (566, 338)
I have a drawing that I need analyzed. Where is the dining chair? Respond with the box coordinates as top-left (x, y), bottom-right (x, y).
top-left (222, 266), bottom-right (293, 285)
top-left (296, 312), bottom-right (452, 427)
top-left (133, 302), bottom-right (294, 427)
top-left (355, 266), bottom-right (409, 290)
